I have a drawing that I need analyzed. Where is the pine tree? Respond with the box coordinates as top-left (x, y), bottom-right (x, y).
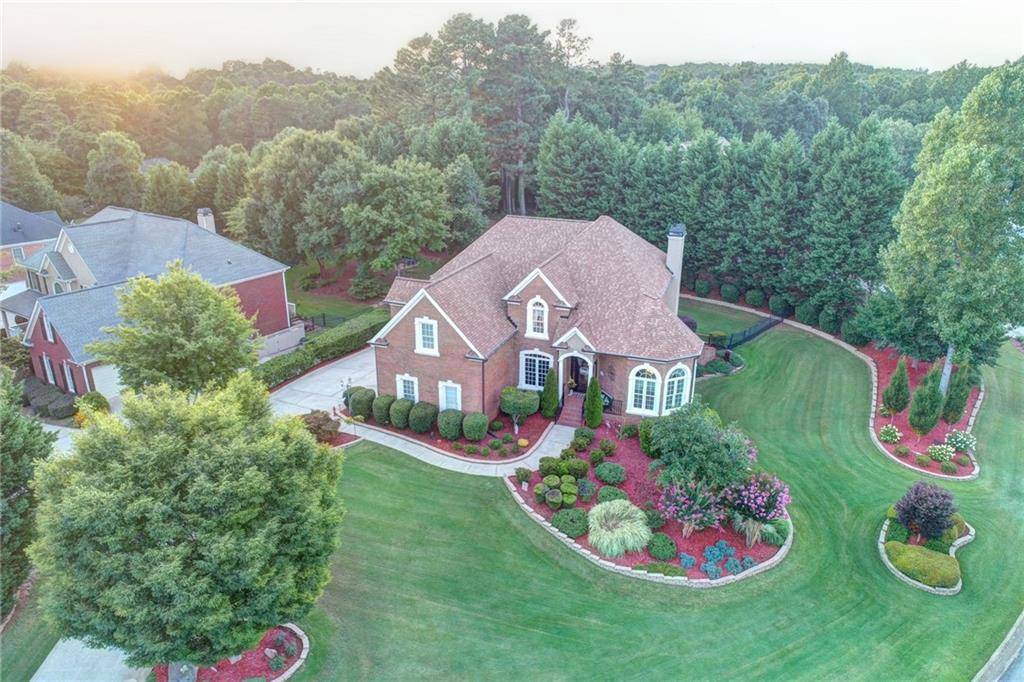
top-left (536, 114), bottom-right (619, 219)
top-left (908, 370), bottom-right (943, 438)
top-left (583, 377), bottom-right (604, 429)
top-left (941, 367), bottom-right (973, 424)
top-left (539, 368), bottom-right (559, 419)
top-left (616, 139), bottom-right (686, 247)
top-left (882, 357), bottom-right (911, 414)
top-left (679, 131), bottom-right (728, 275)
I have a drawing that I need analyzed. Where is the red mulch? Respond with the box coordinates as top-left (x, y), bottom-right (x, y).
top-left (325, 431), bottom-right (360, 447)
top-left (863, 344), bottom-right (979, 476)
top-left (302, 260), bottom-right (381, 304)
top-left (511, 421), bottom-right (783, 577)
top-left (365, 411), bottom-right (553, 461)
top-left (153, 626), bottom-right (302, 682)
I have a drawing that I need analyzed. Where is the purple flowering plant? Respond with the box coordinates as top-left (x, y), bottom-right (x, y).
top-left (657, 479), bottom-right (724, 537)
top-left (724, 472), bottom-right (790, 523)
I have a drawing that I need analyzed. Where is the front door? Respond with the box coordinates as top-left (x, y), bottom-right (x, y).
top-left (569, 356), bottom-right (589, 392)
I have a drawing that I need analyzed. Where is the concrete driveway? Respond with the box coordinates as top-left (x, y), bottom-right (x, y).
top-left (270, 347), bottom-right (377, 416)
top-left (31, 638), bottom-right (147, 682)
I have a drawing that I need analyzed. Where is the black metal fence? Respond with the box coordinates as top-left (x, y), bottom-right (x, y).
top-left (722, 315), bottom-right (783, 349)
top-left (297, 312), bottom-right (350, 332)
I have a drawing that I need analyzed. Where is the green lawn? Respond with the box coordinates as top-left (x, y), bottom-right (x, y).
top-left (284, 261), bottom-right (374, 321)
top-left (0, 580), bottom-right (58, 682)
top-left (679, 297), bottom-right (762, 336)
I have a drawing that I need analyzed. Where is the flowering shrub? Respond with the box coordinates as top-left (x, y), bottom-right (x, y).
top-left (657, 480), bottom-right (724, 537)
top-left (723, 473), bottom-right (791, 547)
top-left (894, 481), bottom-right (956, 540)
top-left (945, 430), bottom-right (976, 453)
top-left (927, 444), bottom-right (955, 463)
top-left (878, 424), bottom-right (902, 444)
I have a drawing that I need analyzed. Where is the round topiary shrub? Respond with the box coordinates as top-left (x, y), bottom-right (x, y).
top-left (490, 419), bottom-right (504, 431)
top-left (587, 500), bottom-right (652, 558)
top-left (389, 398), bottom-right (413, 429)
top-left (744, 289), bottom-right (765, 308)
top-left (545, 488), bottom-right (563, 510)
top-left (768, 294), bottom-right (792, 317)
top-left (437, 409), bottom-right (464, 441)
top-left (595, 462), bottom-right (626, 485)
top-left (720, 283), bottom-right (740, 303)
top-left (408, 401), bottom-right (438, 434)
top-left (564, 457), bottom-right (589, 479)
top-left (542, 474), bottom-right (561, 488)
top-left (644, 508), bottom-right (666, 530)
top-left (348, 387), bottom-right (375, 420)
top-left (794, 300), bottom-right (819, 325)
top-left (694, 279), bottom-right (712, 297)
top-left (817, 307), bottom-right (840, 334)
top-left (76, 391), bottom-right (110, 413)
top-left (372, 394), bottom-right (396, 425)
top-left (597, 485), bottom-right (628, 503)
top-left (680, 315), bottom-right (698, 332)
top-left (462, 412), bottom-right (489, 441)
top-left (647, 532), bottom-right (676, 561)
top-left (551, 508), bottom-right (588, 538)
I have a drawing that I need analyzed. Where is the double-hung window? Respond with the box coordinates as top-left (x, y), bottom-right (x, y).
top-left (43, 318), bottom-right (55, 343)
top-left (397, 374), bottom-right (419, 402)
top-left (415, 317), bottom-right (439, 355)
top-left (439, 380), bottom-right (462, 410)
top-left (62, 362), bottom-right (78, 394)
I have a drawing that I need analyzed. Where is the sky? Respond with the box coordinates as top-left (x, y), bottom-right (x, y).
top-left (2, 1), bottom-right (1022, 79)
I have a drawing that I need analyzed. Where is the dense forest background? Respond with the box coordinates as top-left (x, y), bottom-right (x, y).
top-left (0, 13), bottom-right (1001, 315)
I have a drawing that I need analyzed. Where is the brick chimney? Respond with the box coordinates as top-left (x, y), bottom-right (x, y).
top-left (665, 223), bottom-right (686, 315)
top-left (196, 208), bottom-right (216, 233)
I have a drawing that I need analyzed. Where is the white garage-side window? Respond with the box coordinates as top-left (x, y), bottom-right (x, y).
top-left (627, 364), bottom-right (661, 416)
top-left (519, 350), bottom-right (552, 390)
top-left (415, 317), bottom-right (439, 356)
top-left (396, 373), bottom-right (419, 402)
top-left (663, 364), bottom-right (691, 412)
top-left (438, 380), bottom-right (462, 410)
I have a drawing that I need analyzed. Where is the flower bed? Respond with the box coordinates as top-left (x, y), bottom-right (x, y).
top-left (509, 420), bottom-right (786, 578)
top-left (153, 625), bottom-right (304, 682)
top-left (863, 344), bottom-right (980, 477)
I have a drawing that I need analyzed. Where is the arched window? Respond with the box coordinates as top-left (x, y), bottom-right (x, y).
top-left (663, 365), bottom-right (691, 412)
top-left (526, 296), bottom-right (548, 339)
top-left (53, 282), bottom-right (64, 294)
top-left (519, 350), bottom-right (552, 390)
top-left (628, 364), bottom-right (660, 416)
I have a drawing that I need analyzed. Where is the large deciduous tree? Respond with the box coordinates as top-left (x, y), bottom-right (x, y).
top-left (142, 161), bottom-right (195, 218)
top-left (0, 129), bottom-right (62, 211)
top-left (87, 262), bottom-right (258, 395)
top-left (85, 131), bottom-right (146, 208)
top-left (29, 373), bottom-right (344, 667)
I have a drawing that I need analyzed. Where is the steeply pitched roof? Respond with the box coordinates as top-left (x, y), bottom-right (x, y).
top-left (380, 215), bottom-right (702, 361)
top-left (0, 288), bottom-right (40, 319)
top-left (41, 252), bottom-right (76, 280)
top-left (35, 282), bottom-right (123, 363)
top-left (1, 202), bottom-right (63, 246)
top-left (67, 207), bottom-right (287, 286)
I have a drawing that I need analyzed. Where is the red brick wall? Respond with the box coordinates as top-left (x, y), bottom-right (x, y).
top-left (229, 272), bottom-right (290, 336)
top-left (373, 297), bottom-right (485, 411)
top-left (27, 311), bottom-right (88, 394)
top-left (0, 242), bottom-right (49, 282)
top-left (482, 339), bottom-right (516, 417)
top-left (597, 354), bottom-right (697, 422)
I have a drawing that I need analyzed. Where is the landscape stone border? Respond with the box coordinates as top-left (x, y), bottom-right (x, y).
top-left (351, 418), bottom-right (555, 465)
top-left (680, 294), bottom-right (982, 481)
top-left (973, 608), bottom-right (1024, 682)
top-left (876, 518), bottom-right (976, 596)
top-left (275, 623), bottom-right (310, 681)
top-left (503, 477), bottom-right (793, 588)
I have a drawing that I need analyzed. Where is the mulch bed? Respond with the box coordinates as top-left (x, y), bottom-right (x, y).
top-left (153, 625), bottom-right (302, 682)
top-left (301, 260), bottom-right (381, 304)
top-left (325, 431), bottom-right (360, 447)
top-left (863, 344), bottom-right (979, 476)
top-left (511, 421), bottom-right (783, 578)
top-left (359, 411), bottom-right (553, 461)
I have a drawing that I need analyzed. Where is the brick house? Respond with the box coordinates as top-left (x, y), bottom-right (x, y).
top-left (10, 206), bottom-right (303, 405)
top-left (370, 215), bottom-right (703, 421)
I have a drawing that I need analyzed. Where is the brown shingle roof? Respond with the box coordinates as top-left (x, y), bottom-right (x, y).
top-left (380, 215), bottom-right (702, 360)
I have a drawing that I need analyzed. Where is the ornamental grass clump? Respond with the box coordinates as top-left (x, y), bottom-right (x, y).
top-left (724, 472), bottom-right (791, 547)
top-left (894, 481), bottom-right (956, 541)
top-left (657, 479), bottom-right (724, 538)
top-left (587, 500), bottom-right (652, 558)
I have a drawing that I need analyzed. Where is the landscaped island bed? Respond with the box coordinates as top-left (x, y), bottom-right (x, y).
top-left (153, 625), bottom-right (304, 682)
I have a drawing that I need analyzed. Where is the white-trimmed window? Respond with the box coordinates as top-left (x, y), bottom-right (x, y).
top-left (43, 318), bottom-right (55, 343)
top-left (62, 362), bottom-right (78, 394)
top-left (519, 350), bottom-right (552, 390)
top-left (396, 373), bottom-right (419, 402)
top-left (526, 296), bottom-right (548, 339)
top-left (663, 365), bottom-right (691, 412)
top-left (53, 282), bottom-right (64, 294)
top-left (12, 247), bottom-right (25, 261)
top-left (438, 380), bottom-right (462, 410)
top-left (628, 364), bottom-right (661, 416)
top-left (42, 355), bottom-right (56, 384)
top-left (414, 317), bottom-right (439, 355)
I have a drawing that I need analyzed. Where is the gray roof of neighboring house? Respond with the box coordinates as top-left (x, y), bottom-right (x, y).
top-left (68, 207), bottom-right (287, 286)
top-left (1, 202), bottom-right (63, 246)
top-left (0, 288), bottom-right (41, 319)
top-left (43, 252), bottom-right (76, 280)
top-left (36, 283), bottom-right (124, 363)
top-left (19, 248), bottom-right (51, 269)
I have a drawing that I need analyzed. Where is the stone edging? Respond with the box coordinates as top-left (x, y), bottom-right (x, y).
top-left (275, 623), bottom-right (310, 681)
top-left (503, 477), bottom-right (793, 587)
top-left (351, 419), bottom-right (555, 465)
top-left (681, 294), bottom-right (982, 481)
top-left (876, 519), bottom-right (976, 596)
top-left (973, 607), bottom-right (1024, 682)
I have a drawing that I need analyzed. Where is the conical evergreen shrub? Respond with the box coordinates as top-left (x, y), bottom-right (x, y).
top-left (882, 357), bottom-right (910, 413)
top-left (941, 366), bottom-right (972, 424)
top-left (908, 369), bottom-right (943, 437)
top-left (583, 377), bottom-right (604, 429)
top-left (539, 368), bottom-right (559, 419)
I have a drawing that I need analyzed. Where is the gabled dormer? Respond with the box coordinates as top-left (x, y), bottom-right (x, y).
top-left (502, 267), bottom-right (573, 342)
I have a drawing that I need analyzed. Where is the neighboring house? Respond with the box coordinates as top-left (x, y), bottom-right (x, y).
top-left (370, 215), bottom-right (702, 421)
top-left (9, 206), bottom-right (304, 405)
top-left (1, 201), bottom-right (64, 282)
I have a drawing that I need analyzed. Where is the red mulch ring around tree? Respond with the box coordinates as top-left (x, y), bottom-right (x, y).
top-left (357, 411), bottom-right (552, 461)
top-left (153, 626), bottom-right (302, 682)
top-left (511, 421), bottom-right (783, 578)
top-left (302, 259), bottom-right (381, 304)
top-left (863, 344), bottom-right (979, 476)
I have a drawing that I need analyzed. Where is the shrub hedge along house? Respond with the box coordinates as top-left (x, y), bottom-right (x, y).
top-left (370, 216), bottom-right (703, 420)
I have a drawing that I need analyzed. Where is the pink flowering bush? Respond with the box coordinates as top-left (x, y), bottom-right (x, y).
top-left (657, 479), bottom-right (724, 537)
top-left (724, 473), bottom-right (791, 547)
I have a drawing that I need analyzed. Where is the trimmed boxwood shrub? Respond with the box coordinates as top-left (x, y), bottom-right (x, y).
top-left (573, 426), bottom-right (595, 446)
top-left (389, 398), bottom-right (413, 429)
top-left (884, 541), bottom-right (961, 588)
top-left (538, 457), bottom-right (563, 477)
top-left (564, 457), bottom-right (589, 479)
top-left (720, 283), bottom-right (740, 303)
top-left (647, 532), bottom-right (676, 561)
top-left (597, 485), bottom-right (628, 503)
top-left (768, 294), bottom-right (792, 317)
top-left (76, 391), bottom-right (110, 413)
top-left (408, 401), bottom-right (438, 433)
top-left (372, 394), bottom-right (395, 424)
top-left (545, 489), bottom-right (563, 510)
top-left (490, 419), bottom-right (504, 430)
top-left (348, 387), bottom-right (375, 420)
top-left (595, 462), bottom-right (626, 484)
top-left (437, 409), bottom-right (464, 440)
top-left (551, 508), bottom-right (588, 538)
top-left (794, 300), bottom-right (819, 325)
top-left (644, 508), bottom-right (666, 530)
top-left (542, 474), bottom-right (561, 487)
top-left (462, 412), bottom-right (488, 441)
top-left (744, 289), bottom-right (765, 308)
top-left (694, 278), bottom-right (713, 297)
top-left (818, 307), bottom-right (840, 334)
